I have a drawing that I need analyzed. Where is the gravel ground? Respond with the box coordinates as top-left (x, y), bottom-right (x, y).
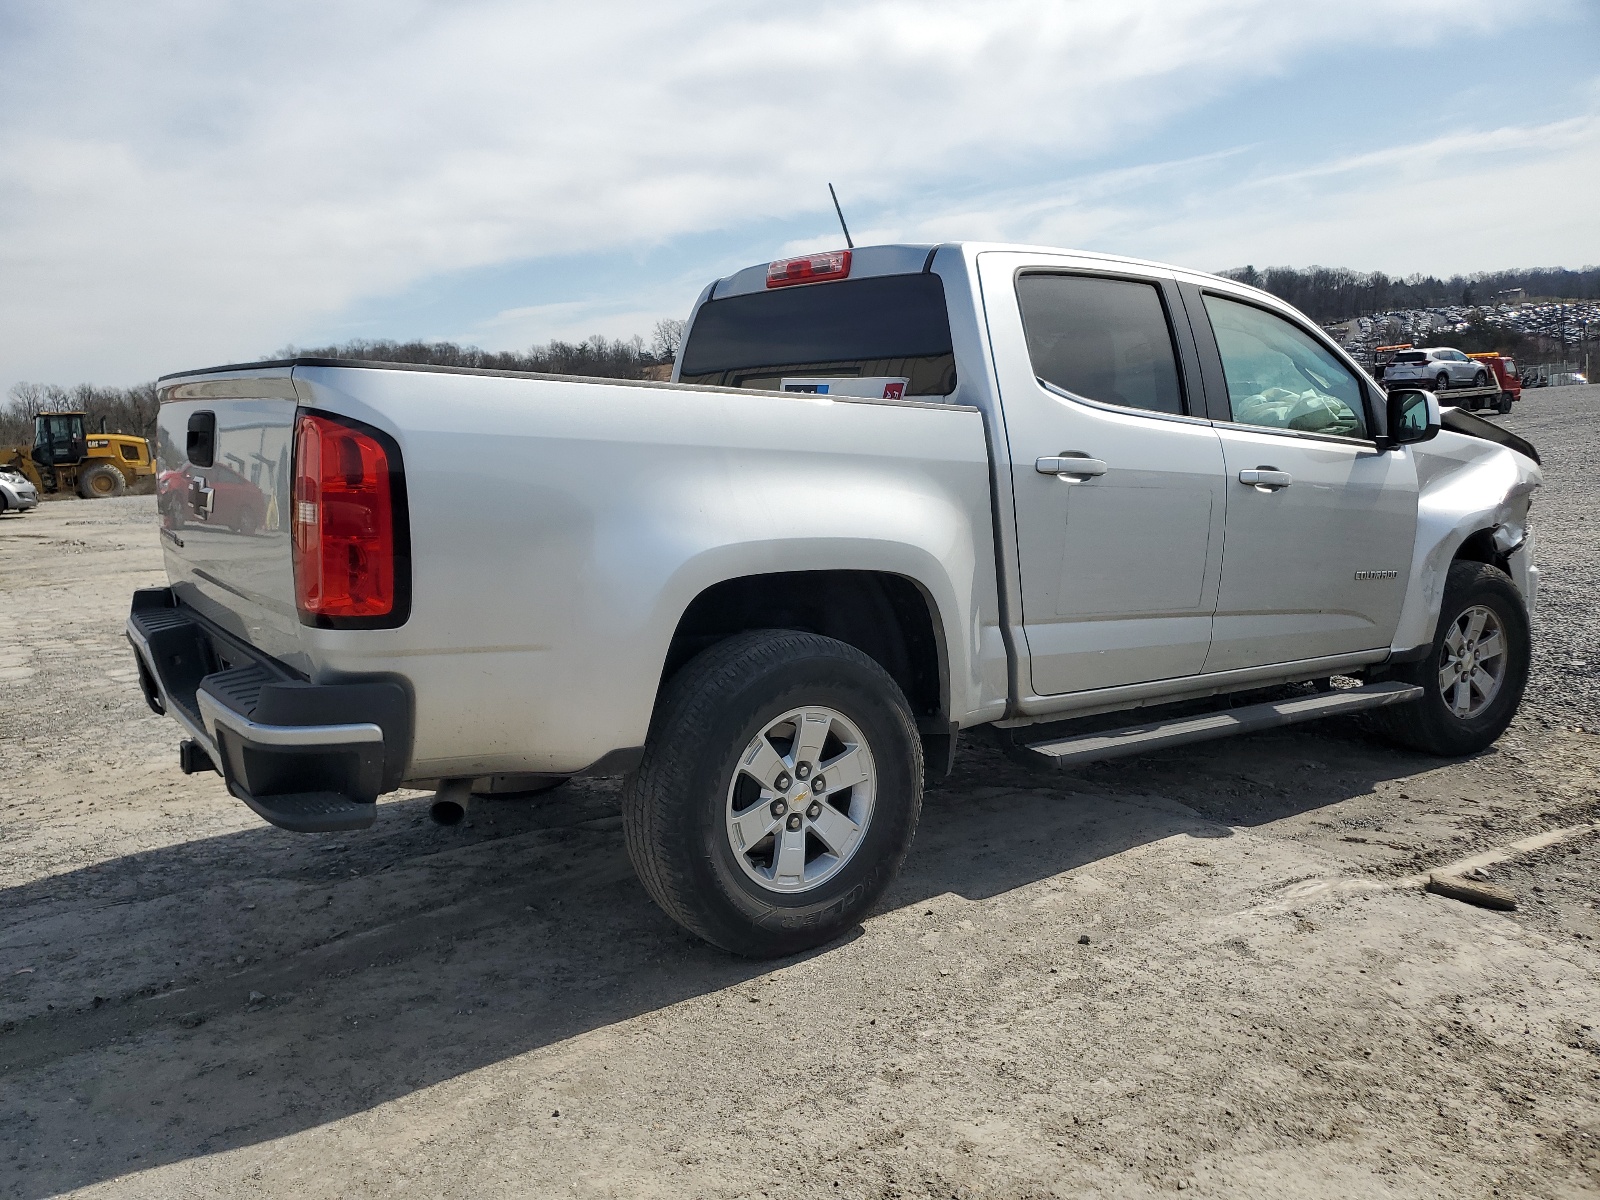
top-left (1495, 387), bottom-right (1600, 733)
top-left (0, 388), bottom-right (1597, 1199)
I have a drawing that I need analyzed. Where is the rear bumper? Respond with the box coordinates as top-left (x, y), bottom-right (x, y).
top-left (126, 587), bottom-right (413, 832)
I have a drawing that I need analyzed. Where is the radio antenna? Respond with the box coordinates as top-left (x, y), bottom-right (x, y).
top-left (828, 182), bottom-right (854, 249)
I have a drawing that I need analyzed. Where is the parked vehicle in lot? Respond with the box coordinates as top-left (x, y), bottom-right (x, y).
top-left (0, 467), bottom-right (40, 513)
top-left (130, 242), bottom-right (1543, 957)
top-left (1382, 346), bottom-right (1489, 391)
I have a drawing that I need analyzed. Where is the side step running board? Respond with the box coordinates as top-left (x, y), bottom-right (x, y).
top-left (1022, 681), bottom-right (1424, 768)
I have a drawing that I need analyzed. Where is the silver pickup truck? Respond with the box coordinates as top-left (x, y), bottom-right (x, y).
top-left (130, 242), bottom-right (1542, 956)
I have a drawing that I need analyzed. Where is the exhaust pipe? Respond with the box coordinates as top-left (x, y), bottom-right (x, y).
top-left (429, 778), bottom-right (471, 826)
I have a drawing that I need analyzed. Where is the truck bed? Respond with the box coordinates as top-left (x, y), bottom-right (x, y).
top-left (149, 359), bottom-right (1001, 787)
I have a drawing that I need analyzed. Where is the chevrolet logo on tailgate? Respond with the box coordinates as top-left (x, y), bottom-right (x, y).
top-left (189, 477), bottom-right (215, 520)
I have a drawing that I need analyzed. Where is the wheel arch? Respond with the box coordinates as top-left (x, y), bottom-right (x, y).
top-left (658, 568), bottom-right (951, 741)
top-left (1452, 526), bottom-right (1511, 576)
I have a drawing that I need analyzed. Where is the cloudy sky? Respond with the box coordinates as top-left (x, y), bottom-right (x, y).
top-left (2, 0), bottom-right (1597, 393)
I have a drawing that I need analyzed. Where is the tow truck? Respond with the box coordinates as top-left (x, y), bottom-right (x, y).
top-left (1374, 344), bottom-right (1518, 415)
top-left (1467, 352), bottom-right (1521, 414)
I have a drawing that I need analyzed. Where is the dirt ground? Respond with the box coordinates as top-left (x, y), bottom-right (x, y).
top-left (2, 387), bottom-right (1598, 1200)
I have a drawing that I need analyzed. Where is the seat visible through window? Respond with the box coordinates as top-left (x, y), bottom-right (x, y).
top-left (1203, 295), bottom-right (1368, 438)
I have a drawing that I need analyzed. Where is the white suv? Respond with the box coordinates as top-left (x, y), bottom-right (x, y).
top-left (1383, 347), bottom-right (1490, 391)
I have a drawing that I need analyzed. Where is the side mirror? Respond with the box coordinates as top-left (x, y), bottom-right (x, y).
top-left (1380, 388), bottom-right (1439, 449)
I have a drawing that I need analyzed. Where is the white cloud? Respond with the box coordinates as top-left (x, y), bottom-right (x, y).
top-left (0, 0), bottom-right (1567, 389)
top-left (452, 299), bottom-right (667, 348)
top-left (865, 108), bottom-right (1600, 276)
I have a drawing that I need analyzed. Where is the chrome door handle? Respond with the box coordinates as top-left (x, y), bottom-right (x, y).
top-left (1239, 468), bottom-right (1292, 490)
top-left (1037, 455), bottom-right (1108, 480)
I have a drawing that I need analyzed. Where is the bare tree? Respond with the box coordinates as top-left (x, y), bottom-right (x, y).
top-left (2, 380), bottom-right (161, 445)
top-left (650, 318), bottom-right (686, 363)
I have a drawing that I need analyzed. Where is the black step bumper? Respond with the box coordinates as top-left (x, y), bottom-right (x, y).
top-left (126, 587), bottom-right (412, 832)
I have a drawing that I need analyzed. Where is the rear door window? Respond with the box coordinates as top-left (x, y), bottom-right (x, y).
top-left (1015, 274), bottom-right (1186, 416)
top-left (677, 274), bottom-right (956, 395)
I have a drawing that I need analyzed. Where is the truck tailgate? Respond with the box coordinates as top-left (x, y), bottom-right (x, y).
top-left (156, 373), bottom-right (305, 670)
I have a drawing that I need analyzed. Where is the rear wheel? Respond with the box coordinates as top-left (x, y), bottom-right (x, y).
top-left (623, 629), bottom-right (922, 958)
top-left (77, 463), bottom-right (127, 498)
top-left (1368, 561), bottom-right (1530, 756)
top-left (1435, 371), bottom-right (1450, 391)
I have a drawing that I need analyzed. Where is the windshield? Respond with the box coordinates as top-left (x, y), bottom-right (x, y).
top-left (678, 274), bottom-right (956, 395)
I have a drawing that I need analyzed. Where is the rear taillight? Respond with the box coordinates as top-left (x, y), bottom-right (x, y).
top-left (766, 249), bottom-right (851, 288)
top-left (292, 412), bottom-right (400, 623)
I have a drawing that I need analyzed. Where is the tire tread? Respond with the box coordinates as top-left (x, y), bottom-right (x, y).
top-left (1368, 560), bottom-right (1529, 756)
top-left (623, 629), bottom-right (920, 955)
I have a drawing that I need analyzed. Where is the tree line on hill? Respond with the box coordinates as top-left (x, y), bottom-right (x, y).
top-left (1220, 265), bottom-right (1600, 323)
top-left (279, 320), bottom-right (683, 380)
top-left (0, 320), bottom-right (688, 447)
top-left (0, 381), bottom-right (160, 447)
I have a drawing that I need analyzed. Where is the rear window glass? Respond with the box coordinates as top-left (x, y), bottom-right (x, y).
top-left (1016, 274), bottom-right (1185, 415)
top-left (1393, 351), bottom-right (1427, 363)
top-left (677, 274), bottom-right (956, 395)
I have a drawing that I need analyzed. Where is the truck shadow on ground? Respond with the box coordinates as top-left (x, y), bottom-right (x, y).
top-left (0, 722), bottom-right (1457, 1197)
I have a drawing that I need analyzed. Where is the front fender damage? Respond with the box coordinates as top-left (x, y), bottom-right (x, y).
top-left (1388, 429), bottom-right (1542, 655)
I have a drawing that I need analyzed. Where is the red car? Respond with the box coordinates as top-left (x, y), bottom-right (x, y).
top-left (157, 463), bottom-right (268, 534)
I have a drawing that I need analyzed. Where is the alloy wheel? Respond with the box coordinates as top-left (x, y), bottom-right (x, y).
top-left (724, 706), bottom-right (876, 894)
top-left (1437, 604), bottom-right (1507, 719)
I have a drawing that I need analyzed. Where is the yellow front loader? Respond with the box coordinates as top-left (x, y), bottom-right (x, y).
top-left (1, 411), bottom-right (155, 499)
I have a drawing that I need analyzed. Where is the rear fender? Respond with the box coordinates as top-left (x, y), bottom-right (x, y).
top-left (648, 534), bottom-right (983, 731)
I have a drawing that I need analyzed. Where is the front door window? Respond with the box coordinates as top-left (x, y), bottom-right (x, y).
top-left (1203, 295), bottom-right (1368, 439)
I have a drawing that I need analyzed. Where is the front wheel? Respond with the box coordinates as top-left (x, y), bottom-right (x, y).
top-left (1473, 369), bottom-right (1489, 388)
top-left (77, 463), bottom-right (127, 498)
top-left (1368, 561), bottom-right (1530, 756)
top-left (623, 630), bottom-right (923, 958)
